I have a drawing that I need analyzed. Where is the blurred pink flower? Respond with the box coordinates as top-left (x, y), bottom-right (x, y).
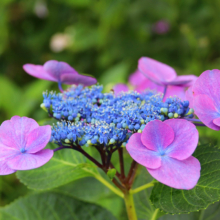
top-left (192, 69), bottom-right (220, 130)
top-left (152, 20), bottom-right (170, 34)
top-left (0, 116), bottom-right (53, 175)
top-left (113, 83), bottom-right (129, 95)
top-left (23, 60), bottom-right (97, 91)
top-left (138, 57), bottom-right (197, 87)
top-left (185, 86), bottom-right (194, 108)
top-left (126, 119), bottom-right (200, 189)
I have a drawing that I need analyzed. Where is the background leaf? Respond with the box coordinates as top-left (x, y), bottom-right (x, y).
top-left (150, 144), bottom-right (220, 214)
top-left (55, 177), bottom-right (127, 220)
top-left (0, 191), bottom-right (117, 220)
top-left (16, 147), bottom-right (99, 190)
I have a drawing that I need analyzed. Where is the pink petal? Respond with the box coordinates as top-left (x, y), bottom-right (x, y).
top-left (213, 118), bottom-right (220, 126)
top-left (168, 75), bottom-right (198, 87)
top-left (126, 133), bottom-right (161, 169)
top-left (0, 160), bottom-right (16, 175)
top-left (135, 78), bottom-right (164, 93)
top-left (147, 156), bottom-right (201, 189)
top-left (43, 60), bottom-right (78, 80)
top-left (185, 86), bottom-right (194, 108)
top-left (0, 143), bottom-right (19, 160)
top-left (141, 120), bottom-right (174, 152)
top-left (7, 149), bottom-right (54, 170)
top-left (194, 94), bottom-right (220, 130)
top-left (164, 119), bottom-right (199, 160)
top-left (193, 69), bottom-right (220, 107)
top-left (113, 84), bottom-right (129, 95)
top-left (23, 64), bottom-right (57, 81)
top-left (163, 85), bottom-right (186, 101)
top-left (129, 70), bottom-right (147, 86)
top-left (0, 116), bottom-right (39, 151)
top-left (61, 73), bottom-right (97, 86)
top-left (138, 57), bottom-right (177, 85)
top-left (26, 125), bottom-right (51, 153)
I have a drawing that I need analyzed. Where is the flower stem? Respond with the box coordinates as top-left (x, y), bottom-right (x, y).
top-left (58, 81), bottom-right (64, 93)
top-left (93, 174), bottom-right (124, 198)
top-left (126, 160), bottom-right (138, 188)
top-left (194, 123), bottom-right (207, 127)
top-left (53, 146), bottom-right (72, 152)
top-left (151, 209), bottom-right (159, 220)
top-left (124, 191), bottom-right (138, 220)
top-left (118, 148), bottom-right (125, 179)
top-left (162, 85), bottom-right (167, 99)
top-left (130, 181), bottom-right (155, 194)
top-left (185, 118), bottom-right (201, 122)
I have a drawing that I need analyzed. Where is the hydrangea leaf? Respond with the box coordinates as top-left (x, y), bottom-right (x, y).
top-left (16, 146), bottom-right (100, 190)
top-left (55, 177), bottom-right (126, 220)
top-left (0, 191), bottom-right (117, 220)
top-left (150, 144), bottom-right (220, 214)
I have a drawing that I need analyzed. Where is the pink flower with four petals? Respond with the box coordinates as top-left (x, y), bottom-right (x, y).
top-left (0, 116), bottom-right (53, 175)
top-left (126, 119), bottom-right (201, 189)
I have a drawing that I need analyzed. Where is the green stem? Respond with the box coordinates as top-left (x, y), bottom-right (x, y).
top-left (131, 181), bottom-right (155, 194)
top-left (93, 174), bottom-right (124, 198)
top-left (151, 208), bottom-right (159, 220)
top-left (199, 209), bottom-right (205, 220)
top-left (124, 191), bottom-right (138, 220)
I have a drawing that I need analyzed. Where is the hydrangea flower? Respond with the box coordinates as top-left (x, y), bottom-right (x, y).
top-left (114, 67), bottom-right (195, 101)
top-left (192, 69), bottom-right (220, 130)
top-left (138, 57), bottom-right (197, 87)
top-left (126, 119), bottom-right (200, 189)
top-left (45, 85), bottom-right (192, 147)
top-left (23, 60), bottom-right (97, 91)
top-left (0, 116), bottom-right (53, 175)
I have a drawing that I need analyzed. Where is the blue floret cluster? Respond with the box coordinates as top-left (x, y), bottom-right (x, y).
top-left (42, 85), bottom-right (193, 147)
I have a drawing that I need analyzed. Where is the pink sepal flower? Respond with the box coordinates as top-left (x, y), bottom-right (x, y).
top-left (23, 60), bottom-right (97, 86)
top-left (185, 86), bottom-right (194, 108)
top-left (126, 119), bottom-right (200, 189)
top-left (113, 84), bottom-right (129, 95)
top-left (138, 57), bottom-right (197, 87)
top-left (192, 69), bottom-right (220, 130)
top-left (0, 116), bottom-right (53, 175)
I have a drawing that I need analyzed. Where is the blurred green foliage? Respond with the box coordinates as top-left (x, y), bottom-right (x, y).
top-left (1, 0), bottom-right (220, 216)
top-left (0, 0), bottom-right (220, 121)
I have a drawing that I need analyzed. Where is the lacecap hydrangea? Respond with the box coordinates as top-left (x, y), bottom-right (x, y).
top-left (42, 84), bottom-right (194, 147)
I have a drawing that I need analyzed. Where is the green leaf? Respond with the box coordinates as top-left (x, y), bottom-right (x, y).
top-left (107, 168), bottom-right (117, 180)
top-left (0, 191), bottom-right (117, 220)
top-left (55, 177), bottom-right (127, 220)
top-left (99, 62), bottom-right (130, 88)
top-left (0, 76), bottom-right (22, 117)
top-left (150, 144), bottom-right (220, 214)
top-left (16, 147), bottom-right (99, 190)
top-left (16, 80), bottom-right (52, 116)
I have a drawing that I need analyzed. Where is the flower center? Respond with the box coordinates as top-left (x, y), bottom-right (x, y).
top-left (20, 148), bottom-right (26, 153)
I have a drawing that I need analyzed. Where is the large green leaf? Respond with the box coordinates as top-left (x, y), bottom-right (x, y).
top-left (55, 177), bottom-right (127, 220)
top-left (0, 76), bottom-right (22, 118)
top-left (150, 144), bottom-right (220, 214)
top-left (0, 191), bottom-right (117, 220)
top-left (16, 147), bottom-right (99, 190)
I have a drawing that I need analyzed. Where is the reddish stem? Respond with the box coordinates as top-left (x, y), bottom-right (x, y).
top-left (126, 160), bottom-right (138, 189)
top-left (118, 148), bottom-right (125, 179)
